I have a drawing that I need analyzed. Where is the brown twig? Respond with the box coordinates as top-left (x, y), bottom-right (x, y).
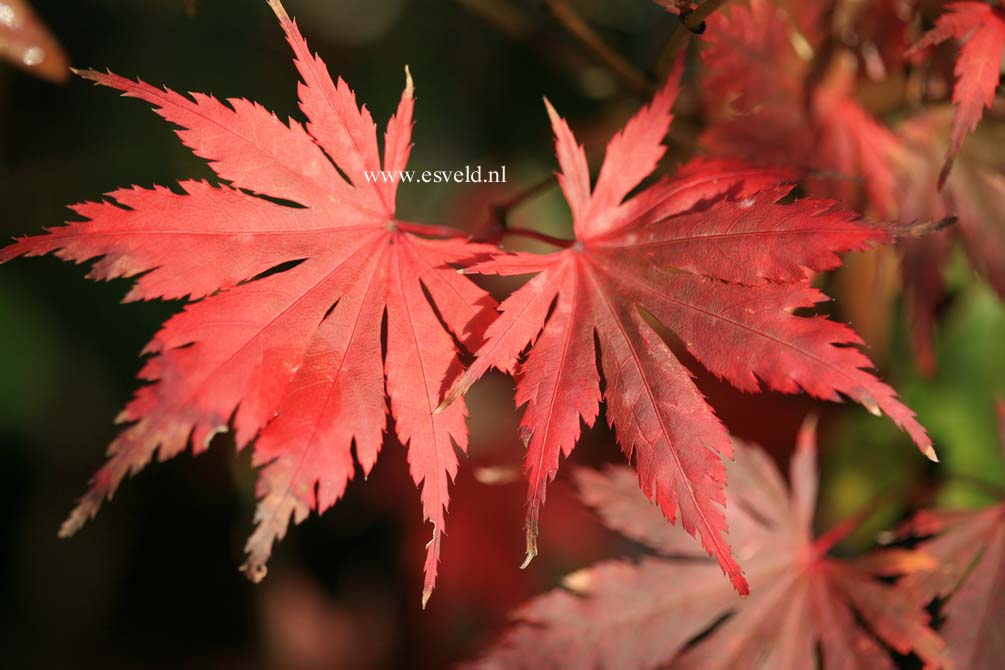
top-left (491, 175), bottom-right (555, 225)
top-left (655, 0), bottom-right (733, 78)
top-left (477, 175), bottom-right (571, 248)
top-left (396, 216), bottom-right (571, 248)
top-left (458, 0), bottom-right (534, 40)
top-left (503, 227), bottom-right (574, 248)
top-left (540, 0), bottom-right (655, 96)
top-left (475, 175), bottom-right (553, 236)
top-left (885, 216), bottom-right (957, 239)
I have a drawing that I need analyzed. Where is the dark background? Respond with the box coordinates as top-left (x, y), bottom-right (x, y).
top-left (1, 1), bottom-right (1003, 668)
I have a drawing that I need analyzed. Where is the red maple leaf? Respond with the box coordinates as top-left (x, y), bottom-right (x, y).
top-left (892, 108), bottom-right (1005, 374)
top-left (439, 59), bottom-right (934, 596)
top-left (910, 1), bottom-right (1005, 186)
top-left (0, 0), bottom-right (496, 604)
top-left (899, 411), bottom-right (1005, 670)
top-left (702, 0), bottom-right (903, 219)
top-left (0, 0), bottom-right (69, 83)
top-left (901, 504), bottom-right (1005, 670)
top-left (467, 421), bottom-right (949, 670)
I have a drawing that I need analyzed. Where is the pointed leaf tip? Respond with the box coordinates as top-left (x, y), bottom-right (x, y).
top-left (520, 538), bottom-right (538, 570)
top-left (521, 509), bottom-right (539, 569)
top-left (240, 560), bottom-right (268, 583)
top-left (435, 381), bottom-right (466, 414)
top-left (862, 397), bottom-right (882, 417)
top-left (266, 0), bottom-right (290, 21)
top-left (403, 65), bottom-right (414, 95)
top-left (433, 391), bottom-right (456, 415)
top-left (57, 511), bottom-right (84, 539)
top-left (59, 495), bottom-right (102, 538)
top-left (73, 68), bottom-right (101, 83)
top-left (542, 96), bottom-right (559, 122)
top-left (561, 568), bottom-right (592, 593)
top-left (797, 414), bottom-right (819, 453)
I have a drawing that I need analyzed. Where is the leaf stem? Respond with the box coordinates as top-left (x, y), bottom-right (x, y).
top-left (883, 216), bottom-right (958, 239)
top-left (395, 220), bottom-right (472, 239)
top-left (396, 177), bottom-right (570, 248)
top-left (540, 0), bottom-right (655, 96)
top-left (496, 174), bottom-right (556, 212)
top-left (475, 175), bottom-right (572, 247)
top-left (503, 227), bottom-right (574, 248)
top-left (475, 174), bottom-right (556, 242)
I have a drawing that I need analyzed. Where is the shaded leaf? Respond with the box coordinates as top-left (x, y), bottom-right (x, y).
top-left (0, 0), bottom-right (68, 83)
top-left (468, 424), bottom-right (949, 670)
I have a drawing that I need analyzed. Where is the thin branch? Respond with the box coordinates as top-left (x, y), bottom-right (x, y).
top-left (885, 216), bottom-right (958, 239)
top-left (466, 175), bottom-right (571, 248)
top-left (655, 0), bottom-right (732, 78)
top-left (398, 177), bottom-right (567, 248)
top-left (540, 0), bottom-right (655, 96)
top-left (503, 227), bottom-right (574, 248)
top-left (458, 0), bottom-right (534, 40)
top-left (494, 175), bottom-right (556, 219)
top-left (476, 174), bottom-right (556, 242)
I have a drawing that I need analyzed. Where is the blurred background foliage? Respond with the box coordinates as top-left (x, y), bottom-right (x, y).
top-left (0, 1), bottom-right (1002, 668)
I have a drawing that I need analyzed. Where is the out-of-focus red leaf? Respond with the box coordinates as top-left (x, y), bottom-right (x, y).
top-left (260, 570), bottom-right (397, 670)
top-left (701, 0), bottom-right (903, 219)
top-left (468, 422), bottom-right (950, 670)
top-left (909, 2), bottom-right (1005, 185)
top-left (0, 0), bottom-right (69, 83)
top-left (902, 503), bottom-right (1005, 670)
top-left (899, 415), bottom-right (1005, 670)
top-left (893, 108), bottom-right (1005, 372)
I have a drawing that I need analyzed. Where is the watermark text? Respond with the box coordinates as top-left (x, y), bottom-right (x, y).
top-left (362, 165), bottom-right (507, 185)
